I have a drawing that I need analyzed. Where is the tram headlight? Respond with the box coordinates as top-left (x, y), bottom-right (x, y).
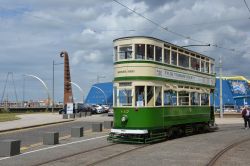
top-left (121, 115), bottom-right (128, 126)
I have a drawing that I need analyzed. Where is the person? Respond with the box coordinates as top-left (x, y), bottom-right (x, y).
top-left (241, 106), bottom-right (250, 129)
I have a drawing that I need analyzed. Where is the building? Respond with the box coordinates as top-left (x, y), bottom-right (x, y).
top-left (214, 76), bottom-right (250, 111)
top-left (85, 82), bottom-right (113, 105)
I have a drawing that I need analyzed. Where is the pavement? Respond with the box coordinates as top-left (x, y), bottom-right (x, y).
top-left (215, 117), bottom-right (243, 124)
top-left (0, 113), bottom-right (74, 132)
top-left (0, 113), bottom-right (113, 133)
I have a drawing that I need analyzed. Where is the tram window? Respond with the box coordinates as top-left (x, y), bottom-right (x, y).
top-left (119, 89), bottom-right (132, 106)
top-left (191, 92), bottom-right (200, 105)
top-left (119, 45), bottom-right (132, 60)
top-left (171, 51), bottom-right (177, 65)
top-left (201, 93), bottom-right (209, 105)
top-left (178, 91), bottom-right (189, 106)
top-left (114, 46), bottom-right (118, 61)
top-left (164, 49), bottom-right (170, 64)
top-left (200, 61), bottom-right (205, 72)
top-left (135, 86), bottom-right (145, 107)
top-left (147, 86), bottom-right (154, 106)
top-left (178, 53), bottom-right (189, 68)
top-left (147, 45), bottom-right (154, 60)
top-left (135, 44), bottom-right (145, 60)
top-left (155, 46), bottom-right (162, 62)
top-left (155, 87), bottom-right (162, 106)
top-left (211, 63), bottom-right (215, 74)
top-left (164, 90), bottom-right (176, 105)
top-left (205, 62), bottom-right (209, 73)
top-left (191, 57), bottom-right (200, 71)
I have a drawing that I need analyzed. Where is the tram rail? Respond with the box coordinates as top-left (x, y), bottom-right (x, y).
top-left (207, 137), bottom-right (250, 166)
top-left (32, 143), bottom-right (149, 166)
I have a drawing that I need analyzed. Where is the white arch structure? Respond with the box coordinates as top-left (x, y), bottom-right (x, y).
top-left (24, 74), bottom-right (50, 108)
top-left (69, 81), bottom-right (84, 102)
top-left (92, 85), bottom-right (107, 104)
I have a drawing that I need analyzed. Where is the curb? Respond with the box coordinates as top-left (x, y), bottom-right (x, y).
top-left (0, 119), bottom-right (75, 134)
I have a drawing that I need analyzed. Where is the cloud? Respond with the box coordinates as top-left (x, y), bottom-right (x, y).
top-left (1, 0), bottom-right (250, 102)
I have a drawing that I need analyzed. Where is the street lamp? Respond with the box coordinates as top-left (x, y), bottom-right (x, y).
top-left (52, 60), bottom-right (63, 112)
top-left (219, 56), bottom-right (223, 118)
top-left (23, 74), bottom-right (50, 110)
top-left (92, 85), bottom-right (107, 105)
top-left (69, 81), bottom-right (85, 103)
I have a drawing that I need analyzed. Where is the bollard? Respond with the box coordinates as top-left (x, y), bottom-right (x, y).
top-left (69, 114), bottom-right (75, 119)
top-left (86, 111), bottom-right (91, 116)
top-left (75, 113), bottom-right (81, 118)
top-left (62, 114), bottom-right (68, 119)
top-left (43, 132), bottom-right (59, 145)
top-left (0, 139), bottom-right (21, 157)
top-left (104, 121), bottom-right (113, 129)
top-left (71, 127), bottom-right (84, 137)
top-left (80, 112), bottom-right (85, 117)
top-left (92, 123), bottom-right (103, 132)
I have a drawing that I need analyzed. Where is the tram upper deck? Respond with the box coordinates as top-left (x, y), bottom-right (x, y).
top-left (113, 36), bottom-right (215, 87)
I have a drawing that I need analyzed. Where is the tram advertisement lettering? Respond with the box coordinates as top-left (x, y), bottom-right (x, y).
top-left (156, 68), bottom-right (212, 85)
top-left (117, 70), bottom-right (135, 74)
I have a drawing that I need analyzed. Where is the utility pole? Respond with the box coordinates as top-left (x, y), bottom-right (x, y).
top-left (219, 55), bottom-right (223, 118)
top-left (52, 60), bottom-right (55, 113)
top-left (97, 75), bottom-right (105, 83)
top-left (52, 60), bottom-right (63, 112)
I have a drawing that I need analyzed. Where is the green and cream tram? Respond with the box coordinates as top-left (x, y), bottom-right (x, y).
top-left (108, 36), bottom-right (216, 143)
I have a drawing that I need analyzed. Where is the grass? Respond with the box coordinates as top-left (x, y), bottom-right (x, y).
top-left (0, 113), bottom-right (20, 122)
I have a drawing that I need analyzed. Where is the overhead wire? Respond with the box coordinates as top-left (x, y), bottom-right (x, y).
top-left (113, 0), bottom-right (250, 54)
top-left (244, 0), bottom-right (250, 15)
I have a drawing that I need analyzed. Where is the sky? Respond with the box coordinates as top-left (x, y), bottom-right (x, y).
top-left (0, 0), bottom-right (250, 103)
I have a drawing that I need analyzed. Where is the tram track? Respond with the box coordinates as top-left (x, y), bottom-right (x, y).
top-left (34, 143), bottom-right (149, 166)
top-left (32, 143), bottom-right (117, 166)
top-left (207, 136), bottom-right (250, 166)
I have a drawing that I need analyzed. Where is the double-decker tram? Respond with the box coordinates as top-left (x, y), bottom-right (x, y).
top-left (108, 36), bottom-right (216, 143)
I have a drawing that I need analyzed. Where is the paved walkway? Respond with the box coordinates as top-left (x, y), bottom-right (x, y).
top-left (0, 113), bottom-right (113, 132)
top-left (0, 113), bottom-right (72, 132)
top-left (215, 117), bottom-right (242, 124)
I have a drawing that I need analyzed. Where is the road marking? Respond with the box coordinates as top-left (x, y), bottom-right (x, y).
top-left (0, 135), bottom-right (108, 161)
top-left (19, 129), bottom-right (110, 151)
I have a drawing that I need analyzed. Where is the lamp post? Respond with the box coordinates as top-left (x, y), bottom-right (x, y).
top-left (92, 85), bottom-right (107, 105)
top-left (69, 81), bottom-right (85, 103)
top-left (24, 74), bottom-right (50, 110)
top-left (219, 56), bottom-right (223, 118)
top-left (52, 60), bottom-right (63, 113)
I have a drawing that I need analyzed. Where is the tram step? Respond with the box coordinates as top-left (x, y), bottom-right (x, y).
top-left (185, 125), bottom-right (193, 134)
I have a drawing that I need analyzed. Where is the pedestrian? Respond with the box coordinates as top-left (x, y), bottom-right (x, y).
top-left (241, 106), bottom-right (250, 129)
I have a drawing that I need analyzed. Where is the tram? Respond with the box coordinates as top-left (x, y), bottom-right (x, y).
top-left (108, 36), bottom-right (216, 143)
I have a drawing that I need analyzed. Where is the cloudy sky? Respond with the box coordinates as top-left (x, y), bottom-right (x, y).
top-left (0, 0), bottom-right (250, 103)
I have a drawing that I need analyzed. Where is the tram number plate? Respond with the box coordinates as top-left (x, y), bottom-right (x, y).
top-left (121, 110), bottom-right (129, 113)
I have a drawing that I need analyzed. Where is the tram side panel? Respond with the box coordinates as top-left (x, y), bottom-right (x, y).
top-left (113, 106), bottom-right (212, 130)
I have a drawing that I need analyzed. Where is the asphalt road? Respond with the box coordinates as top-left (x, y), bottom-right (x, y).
top-left (1, 122), bottom-right (250, 166)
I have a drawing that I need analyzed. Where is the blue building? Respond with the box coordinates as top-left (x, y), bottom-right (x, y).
top-left (214, 76), bottom-right (250, 110)
top-left (85, 82), bottom-right (113, 105)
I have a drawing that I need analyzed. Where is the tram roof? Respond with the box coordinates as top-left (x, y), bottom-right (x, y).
top-left (113, 36), bottom-right (214, 61)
